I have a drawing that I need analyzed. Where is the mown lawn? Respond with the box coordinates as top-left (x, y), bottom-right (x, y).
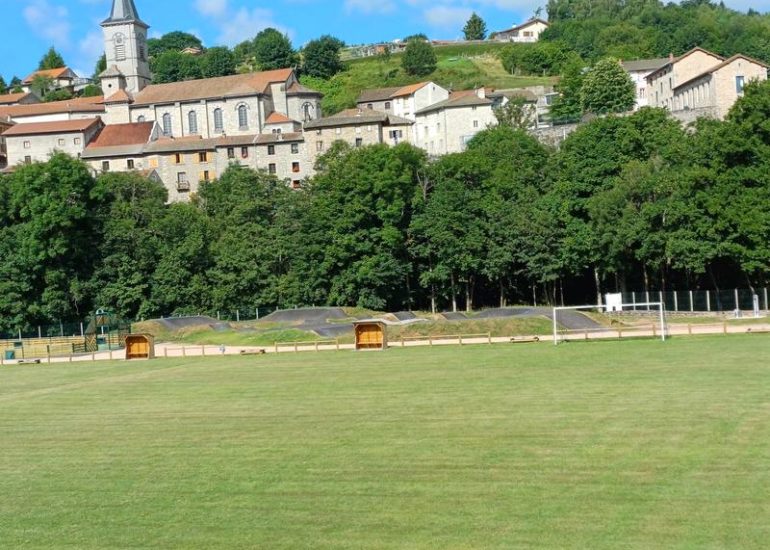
top-left (1, 336), bottom-right (769, 548)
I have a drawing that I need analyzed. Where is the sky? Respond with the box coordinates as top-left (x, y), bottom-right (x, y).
top-left (0, 0), bottom-right (767, 83)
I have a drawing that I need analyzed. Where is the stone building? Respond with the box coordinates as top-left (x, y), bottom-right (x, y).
top-left (414, 90), bottom-right (496, 155)
top-left (621, 58), bottom-right (668, 109)
top-left (4, 118), bottom-right (103, 165)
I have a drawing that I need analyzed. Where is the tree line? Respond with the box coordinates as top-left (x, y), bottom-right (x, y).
top-left (2, 81), bottom-right (770, 329)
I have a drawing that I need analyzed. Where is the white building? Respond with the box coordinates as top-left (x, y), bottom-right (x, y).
top-left (621, 58), bottom-right (668, 109)
top-left (491, 19), bottom-right (549, 43)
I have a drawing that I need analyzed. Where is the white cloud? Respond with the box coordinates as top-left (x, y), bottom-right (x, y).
top-left (195, 0), bottom-right (229, 17)
top-left (345, 0), bottom-right (397, 14)
top-left (24, 0), bottom-right (72, 47)
top-left (424, 5), bottom-right (474, 29)
top-left (215, 7), bottom-right (285, 46)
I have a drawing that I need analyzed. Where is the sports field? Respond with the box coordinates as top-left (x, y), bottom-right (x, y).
top-left (2, 336), bottom-right (769, 548)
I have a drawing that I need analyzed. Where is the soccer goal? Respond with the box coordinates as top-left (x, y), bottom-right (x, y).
top-left (552, 302), bottom-right (667, 345)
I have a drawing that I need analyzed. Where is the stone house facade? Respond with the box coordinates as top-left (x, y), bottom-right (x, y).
top-left (4, 118), bottom-right (103, 165)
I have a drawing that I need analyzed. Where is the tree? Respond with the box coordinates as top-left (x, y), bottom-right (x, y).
top-left (581, 57), bottom-right (636, 114)
top-left (494, 97), bottom-right (536, 129)
top-left (404, 33), bottom-right (428, 42)
top-left (10, 76), bottom-right (22, 93)
top-left (0, 76), bottom-right (6, 94)
top-left (463, 13), bottom-right (487, 40)
top-left (549, 58), bottom-right (585, 123)
top-left (43, 89), bottom-right (73, 102)
top-left (30, 75), bottom-right (54, 98)
top-left (200, 46), bottom-right (236, 78)
top-left (81, 84), bottom-right (103, 97)
top-left (151, 50), bottom-right (203, 84)
top-left (147, 31), bottom-right (203, 58)
top-left (38, 47), bottom-right (65, 70)
top-left (402, 39), bottom-right (437, 76)
top-left (253, 28), bottom-right (297, 70)
top-left (302, 35), bottom-right (345, 79)
top-left (89, 172), bottom-right (168, 319)
top-left (92, 54), bottom-right (107, 82)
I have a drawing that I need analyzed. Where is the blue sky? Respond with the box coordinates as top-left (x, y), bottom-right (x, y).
top-left (0, 0), bottom-right (766, 83)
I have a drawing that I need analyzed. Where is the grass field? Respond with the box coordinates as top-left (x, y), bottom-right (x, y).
top-left (303, 44), bottom-right (556, 115)
top-left (2, 336), bottom-right (770, 548)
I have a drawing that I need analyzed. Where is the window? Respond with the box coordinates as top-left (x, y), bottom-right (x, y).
top-left (268, 163), bottom-right (276, 174)
top-left (384, 101), bottom-right (391, 110)
top-left (115, 44), bottom-right (126, 61)
top-left (201, 170), bottom-right (210, 182)
top-left (174, 153), bottom-right (183, 164)
top-left (268, 145), bottom-right (275, 155)
top-left (639, 87), bottom-right (646, 99)
top-left (24, 156), bottom-right (32, 164)
top-left (472, 106), bottom-right (477, 111)
top-left (292, 161), bottom-right (300, 173)
top-left (227, 147), bottom-right (235, 159)
top-left (127, 159), bottom-right (135, 169)
top-left (214, 108), bottom-right (224, 132)
top-left (291, 180), bottom-right (301, 189)
top-left (316, 141), bottom-right (324, 152)
top-left (736, 75), bottom-right (745, 94)
top-left (367, 103), bottom-right (373, 109)
top-left (162, 113), bottom-right (172, 136)
top-left (139, 44), bottom-right (146, 62)
top-left (473, 120), bottom-right (479, 128)
top-left (74, 138), bottom-right (81, 145)
top-left (177, 172), bottom-right (189, 191)
top-left (272, 128), bottom-right (282, 135)
top-left (241, 146), bottom-right (249, 159)
top-left (137, 115), bottom-right (146, 122)
top-left (57, 138), bottom-right (65, 146)
top-left (669, 77), bottom-right (672, 90)
top-left (291, 143), bottom-right (299, 154)
top-left (23, 141), bottom-right (30, 149)
top-left (102, 161), bottom-right (110, 172)
top-left (149, 158), bottom-right (159, 168)
top-left (237, 104), bottom-right (248, 129)
top-left (355, 138), bottom-right (363, 148)
top-left (198, 152), bottom-right (208, 163)
top-left (188, 111), bottom-right (198, 134)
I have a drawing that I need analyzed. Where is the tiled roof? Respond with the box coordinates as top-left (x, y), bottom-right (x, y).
top-left (487, 88), bottom-right (538, 102)
top-left (390, 82), bottom-right (430, 98)
top-left (0, 96), bottom-right (104, 119)
top-left (131, 69), bottom-right (295, 106)
top-left (104, 89), bottom-right (133, 103)
top-left (23, 67), bottom-right (75, 84)
top-left (254, 133), bottom-right (304, 144)
top-left (145, 137), bottom-right (219, 154)
top-left (265, 112), bottom-right (295, 124)
top-left (415, 94), bottom-right (493, 115)
top-left (286, 82), bottom-right (322, 96)
top-left (674, 54), bottom-right (770, 91)
top-left (304, 109), bottom-right (413, 129)
top-left (621, 58), bottom-right (669, 73)
top-left (645, 47), bottom-right (724, 81)
top-left (88, 122), bottom-right (154, 148)
top-left (357, 86), bottom-right (402, 103)
top-left (0, 92), bottom-right (36, 106)
top-left (2, 118), bottom-right (102, 137)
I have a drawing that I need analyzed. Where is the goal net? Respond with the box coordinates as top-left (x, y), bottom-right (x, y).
top-left (552, 302), bottom-right (667, 345)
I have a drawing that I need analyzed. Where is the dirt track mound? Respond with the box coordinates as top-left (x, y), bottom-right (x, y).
top-left (158, 316), bottom-right (219, 330)
top-left (262, 308), bottom-right (348, 324)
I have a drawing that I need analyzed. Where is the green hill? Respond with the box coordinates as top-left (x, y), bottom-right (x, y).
top-left (301, 43), bottom-right (557, 115)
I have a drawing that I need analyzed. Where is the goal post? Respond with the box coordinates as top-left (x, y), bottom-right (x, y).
top-left (552, 302), bottom-right (667, 345)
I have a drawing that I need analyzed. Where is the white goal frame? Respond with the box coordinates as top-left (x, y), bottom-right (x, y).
top-left (552, 302), bottom-right (667, 345)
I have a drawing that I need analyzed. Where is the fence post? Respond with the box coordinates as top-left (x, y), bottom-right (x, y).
top-left (688, 324), bottom-right (692, 335)
top-left (256, 308), bottom-right (259, 320)
top-left (488, 333), bottom-right (492, 345)
top-left (618, 328), bottom-right (622, 339)
top-left (182, 347), bottom-right (186, 357)
top-left (38, 326), bottom-right (42, 339)
top-left (80, 322), bottom-right (84, 337)
top-left (164, 347), bottom-right (168, 358)
top-left (274, 342), bottom-right (278, 353)
top-left (315, 341), bottom-right (319, 352)
top-left (459, 335), bottom-right (463, 346)
top-left (236, 310), bottom-right (240, 323)
top-left (652, 323), bottom-right (656, 337)
top-left (764, 288), bottom-right (768, 311)
top-left (706, 291), bottom-right (711, 312)
top-left (735, 289), bottom-right (740, 311)
top-left (46, 345), bottom-right (50, 364)
top-left (217, 311), bottom-right (220, 320)
top-left (429, 336), bottom-right (433, 347)
top-left (632, 292), bottom-right (636, 310)
top-left (645, 291), bottom-right (650, 310)
top-left (109, 350), bottom-right (113, 361)
top-left (659, 291), bottom-right (663, 308)
top-left (201, 345), bottom-right (205, 356)
top-left (689, 291), bottom-right (694, 312)
top-left (336, 339), bottom-right (340, 351)
top-left (723, 321), bottom-right (728, 335)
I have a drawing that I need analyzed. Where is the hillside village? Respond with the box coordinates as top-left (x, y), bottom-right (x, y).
top-left (0, 0), bottom-right (767, 202)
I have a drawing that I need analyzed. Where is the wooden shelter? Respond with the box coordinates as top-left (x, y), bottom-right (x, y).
top-left (354, 321), bottom-right (388, 350)
top-left (125, 334), bottom-right (155, 360)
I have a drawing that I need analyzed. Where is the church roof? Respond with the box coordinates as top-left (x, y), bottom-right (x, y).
top-left (131, 68), bottom-right (296, 106)
top-left (2, 118), bottom-right (102, 137)
top-left (102, 0), bottom-right (148, 27)
top-left (0, 96), bottom-right (104, 120)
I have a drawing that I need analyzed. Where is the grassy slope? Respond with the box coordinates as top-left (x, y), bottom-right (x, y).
top-left (2, 336), bottom-right (770, 548)
top-left (302, 43), bottom-right (557, 115)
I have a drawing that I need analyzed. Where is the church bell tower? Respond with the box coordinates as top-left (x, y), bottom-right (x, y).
top-left (100, 0), bottom-right (151, 95)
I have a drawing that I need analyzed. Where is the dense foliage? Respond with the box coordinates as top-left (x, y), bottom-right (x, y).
top-left (463, 13), bottom-right (488, 40)
top-left (402, 39), bottom-right (438, 76)
top-left (38, 47), bottom-right (65, 70)
top-left (4, 82), bottom-right (770, 328)
top-left (302, 36), bottom-right (345, 79)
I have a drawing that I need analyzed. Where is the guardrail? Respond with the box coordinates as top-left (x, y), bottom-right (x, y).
top-left (397, 333), bottom-right (493, 346)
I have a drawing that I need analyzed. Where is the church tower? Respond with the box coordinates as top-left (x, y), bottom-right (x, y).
top-left (100, 0), bottom-right (151, 96)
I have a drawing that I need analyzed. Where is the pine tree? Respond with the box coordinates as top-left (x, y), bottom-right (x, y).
top-left (38, 47), bottom-right (66, 70)
top-left (463, 13), bottom-right (487, 40)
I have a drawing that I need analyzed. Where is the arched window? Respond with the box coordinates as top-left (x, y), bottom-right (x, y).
top-left (213, 108), bottom-right (223, 132)
top-left (188, 111), bottom-right (198, 134)
top-left (137, 115), bottom-right (146, 123)
top-left (162, 113), bottom-right (172, 136)
top-left (237, 104), bottom-right (248, 129)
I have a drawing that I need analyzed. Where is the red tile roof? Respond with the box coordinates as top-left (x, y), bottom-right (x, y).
top-left (22, 67), bottom-right (75, 84)
top-left (390, 82), bottom-right (430, 98)
top-left (265, 112), bottom-right (295, 124)
top-left (87, 122), bottom-right (154, 148)
top-left (0, 96), bottom-right (104, 119)
top-left (104, 90), bottom-right (133, 103)
top-left (0, 92), bottom-right (36, 106)
top-left (2, 118), bottom-right (102, 137)
top-left (132, 68), bottom-right (295, 105)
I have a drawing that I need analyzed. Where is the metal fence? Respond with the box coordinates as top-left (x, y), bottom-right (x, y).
top-left (619, 289), bottom-right (768, 313)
